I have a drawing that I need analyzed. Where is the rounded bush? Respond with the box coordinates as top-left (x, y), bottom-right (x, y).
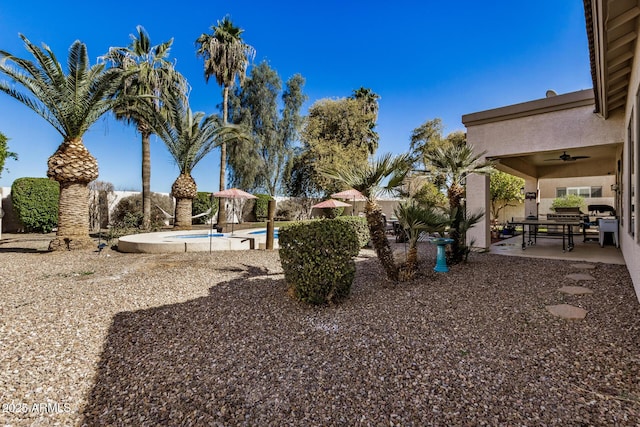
top-left (333, 216), bottom-right (370, 248)
top-left (279, 219), bottom-right (360, 305)
top-left (11, 177), bottom-right (59, 233)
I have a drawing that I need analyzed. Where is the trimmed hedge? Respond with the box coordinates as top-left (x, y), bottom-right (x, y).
top-left (192, 192), bottom-right (218, 224)
top-left (279, 219), bottom-right (360, 305)
top-left (322, 206), bottom-right (344, 219)
top-left (11, 177), bottom-right (59, 233)
top-left (333, 216), bottom-right (370, 248)
top-left (254, 194), bottom-right (272, 221)
top-left (111, 193), bottom-right (173, 229)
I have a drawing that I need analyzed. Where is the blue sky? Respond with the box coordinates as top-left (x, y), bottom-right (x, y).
top-left (0, 1), bottom-right (592, 193)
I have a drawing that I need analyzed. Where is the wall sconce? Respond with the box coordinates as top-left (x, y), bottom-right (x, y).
top-left (611, 183), bottom-right (619, 192)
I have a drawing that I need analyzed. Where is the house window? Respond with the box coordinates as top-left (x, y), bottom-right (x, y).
top-left (555, 186), bottom-right (602, 198)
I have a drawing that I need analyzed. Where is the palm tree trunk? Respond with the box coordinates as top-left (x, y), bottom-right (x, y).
top-left (448, 183), bottom-right (465, 263)
top-left (47, 138), bottom-right (98, 251)
top-left (365, 199), bottom-right (398, 281)
top-left (171, 173), bottom-right (197, 230)
top-left (48, 182), bottom-right (95, 250)
top-left (141, 128), bottom-right (152, 230)
top-left (217, 85), bottom-right (229, 228)
top-left (400, 245), bottom-right (419, 281)
top-left (173, 197), bottom-right (193, 230)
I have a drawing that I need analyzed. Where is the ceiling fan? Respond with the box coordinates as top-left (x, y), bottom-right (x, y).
top-left (544, 151), bottom-right (591, 162)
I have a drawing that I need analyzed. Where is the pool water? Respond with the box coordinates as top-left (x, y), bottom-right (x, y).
top-left (249, 229), bottom-right (279, 238)
top-left (175, 233), bottom-right (225, 239)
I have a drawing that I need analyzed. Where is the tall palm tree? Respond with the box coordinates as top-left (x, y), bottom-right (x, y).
top-left (425, 143), bottom-right (494, 263)
top-left (351, 87), bottom-right (380, 155)
top-left (0, 35), bottom-right (123, 250)
top-left (324, 153), bottom-right (411, 282)
top-left (196, 16), bottom-right (255, 228)
top-left (102, 26), bottom-right (187, 229)
top-left (150, 94), bottom-right (245, 229)
top-left (352, 86), bottom-right (380, 118)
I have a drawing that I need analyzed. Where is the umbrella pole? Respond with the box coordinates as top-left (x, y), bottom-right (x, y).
top-left (209, 196), bottom-right (213, 253)
top-left (231, 199), bottom-right (235, 235)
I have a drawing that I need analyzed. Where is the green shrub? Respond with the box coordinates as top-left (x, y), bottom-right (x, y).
top-left (333, 215), bottom-right (370, 248)
top-left (551, 194), bottom-right (585, 211)
top-left (111, 193), bottom-right (173, 229)
top-left (11, 177), bottom-right (59, 233)
top-left (192, 192), bottom-right (218, 224)
top-left (279, 219), bottom-right (360, 305)
top-left (275, 198), bottom-right (309, 221)
top-left (254, 194), bottom-right (272, 221)
top-left (322, 206), bottom-right (344, 219)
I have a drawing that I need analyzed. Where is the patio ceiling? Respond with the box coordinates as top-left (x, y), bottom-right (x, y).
top-left (491, 142), bottom-right (620, 179)
top-left (587, 0), bottom-right (640, 118)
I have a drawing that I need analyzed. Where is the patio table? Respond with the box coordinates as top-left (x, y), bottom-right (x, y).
top-left (508, 217), bottom-right (583, 252)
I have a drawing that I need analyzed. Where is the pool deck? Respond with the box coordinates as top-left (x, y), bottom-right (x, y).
top-left (118, 228), bottom-right (278, 253)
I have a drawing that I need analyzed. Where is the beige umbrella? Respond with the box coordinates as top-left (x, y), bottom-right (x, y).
top-left (331, 188), bottom-right (366, 215)
top-left (312, 199), bottom-right (352, 209)
top-left (213, 188), bottom-right (257, 236)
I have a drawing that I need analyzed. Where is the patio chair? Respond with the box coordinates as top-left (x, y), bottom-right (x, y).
top-left (393, 221), bottom-right (408, 243)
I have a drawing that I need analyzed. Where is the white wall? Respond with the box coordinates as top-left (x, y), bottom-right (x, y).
top-left (620, 33), bottom-right (640, 302)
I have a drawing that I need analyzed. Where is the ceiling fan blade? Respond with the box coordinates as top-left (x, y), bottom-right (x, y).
top-left (570, 155), bottom-right (590, 160)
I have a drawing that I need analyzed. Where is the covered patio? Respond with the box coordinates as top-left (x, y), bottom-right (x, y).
top-left (463, 0), bottom-right (640, 302)
top-left (463, 88), bottom-right (624, 251)
top-left (490, 233), bottom-right (625, 265)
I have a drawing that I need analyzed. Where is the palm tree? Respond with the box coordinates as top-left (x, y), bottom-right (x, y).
top-left (425, 143), bottom-right (494, 263)
top-left (196, 16), bottom-right (255, 228)
top-left (150, 94), bottom-right (245, 229)
top-left (102, 26), bottom-right (187, 229)
top-left (0, 35), bottom-right (123, 250)
top-left (351, 86), bottom-right (380, 118)
top-left (394, 201), bottom-right (448, 279)
top-left (351, 87), bottom-right (380, 155)
top-left (324, 153), bottom-right (411, 282)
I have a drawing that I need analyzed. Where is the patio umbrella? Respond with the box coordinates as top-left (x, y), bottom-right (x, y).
top-left (311, 199), bottom-right (352, 209)
top-left (213, 188), bottom-right (257, 236)
top-left (331, 188), bottom-right (366, 215)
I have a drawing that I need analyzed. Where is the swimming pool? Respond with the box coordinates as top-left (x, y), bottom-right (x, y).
top-left (118, 228), bottom-right (279, 253)
top-left (174, 233), bottom-right (225, 239)
top-left (249, 229), bottom-right (279, 238)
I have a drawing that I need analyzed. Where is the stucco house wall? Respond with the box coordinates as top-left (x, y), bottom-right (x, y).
top-left (619, 26), bottom-right (640, 301)
top-left (537, 176), bottom-right (616, 214)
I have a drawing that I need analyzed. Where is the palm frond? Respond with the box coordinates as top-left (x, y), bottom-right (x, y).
top-left (150, 92), bottom-right (249, 174)
top-left (0, 35), bottom-right (124, 140)
top-left (321, 152), bottom-right (411, 200)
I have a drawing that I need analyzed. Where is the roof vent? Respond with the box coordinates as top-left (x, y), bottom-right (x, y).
top-left (546, 90), bottom-right (557, 98)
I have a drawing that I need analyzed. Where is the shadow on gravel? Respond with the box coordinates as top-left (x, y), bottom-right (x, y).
top-left (81, 254), bottom-right (640, 426)
top-left (81, 256), bottom-right (389, 426)
top-left (0, 247), bottom-right (50, 253)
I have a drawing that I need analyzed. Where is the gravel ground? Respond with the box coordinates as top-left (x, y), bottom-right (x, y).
top-left (0, 235), bottom-right (639, 426)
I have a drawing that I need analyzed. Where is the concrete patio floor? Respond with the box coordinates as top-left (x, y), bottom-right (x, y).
top-left (490, 233), bottom-right (625, 265)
